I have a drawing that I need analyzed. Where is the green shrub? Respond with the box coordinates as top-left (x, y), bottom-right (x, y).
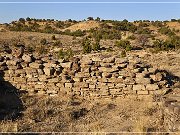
top-left (92, 41), bottom-right (100, 51)
top-left (82, 38), bottom-right (92, 53)
top-left (37, 45), bottom-right (47, 55)
top-left (58, 48), bottom-right (73, 60)
top-left (53, 40), bottom-right (62, 46)
top-left (153, 36), bottom-right (180, 51)
top-left (115, 40), bottom-right (132, 51)
top-left (158, 27), bottom-right (175, 36)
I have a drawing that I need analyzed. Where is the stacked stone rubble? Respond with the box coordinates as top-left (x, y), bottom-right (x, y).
top-left (0, 54), bottom-right (174, 97)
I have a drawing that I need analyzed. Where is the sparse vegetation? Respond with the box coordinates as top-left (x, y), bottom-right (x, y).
top-left (115, 40), bottom-right (132, 51)
top-left (58, 48), bottom-right (73, 60)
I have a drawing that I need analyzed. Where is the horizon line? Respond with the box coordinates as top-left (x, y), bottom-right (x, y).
top-left (1, 2), bottom-right (180, 4)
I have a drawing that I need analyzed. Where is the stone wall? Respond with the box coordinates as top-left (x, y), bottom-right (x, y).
top-left (0, 53), bottom-right (174, 98)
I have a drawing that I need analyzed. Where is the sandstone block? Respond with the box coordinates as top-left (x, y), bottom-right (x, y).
top-left (38, 75), bottom-right (49, 82)
top-left (73, 77), bottom-right (83, 82)
top-left (103, 57), bottom-right (115, 63)
top-left (65, 83), bottom-right (73, 88)
top-left (115, 83), bottom-right (126, 88)
top-left (48, 77), bottom-right (61, 83)
top-left (133, 85), bottom-right (146, 91)
top-left (44, 67), bottom-right (55, 76)
top-left (60, 62), bottom-right (72, 69)
top-left (13, 77), bottom-right (26, 82)
top-left (56, 83), bottom-right (64, 88)
top-left (146, 84), bottom-right (159, 90)
top-left (89, 84), bottom-right (96, 89)
top-left (22, 54), bottom-right (32, 63)
top-left (92, 56), bottom-right (101, 62)
top-left (29, 63), bottom-right (44, 69)
top-left (123, 78), bottom-right (135, 84)
top-left (135, 77), bottom-right (151, 84)
top-left (80, 57), bottom-right (93, 65)
top-left (108, 78), bottom-right (124, 83)
top-left (27, 77), bottom-right (39, 82)
top-left (115, 58), bottom-right (128, 64)
top-left (123, 85), bottom-right (133, 91)
top-left (117, 63), bottom-right (128, 69)
top-left (137, 90), bottom-right (149, 95)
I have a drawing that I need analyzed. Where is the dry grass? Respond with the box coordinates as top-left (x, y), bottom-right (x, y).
top-left (0, 94), bottom-right (166, 132)
top-left (63, 21), bottom-right (100, 32)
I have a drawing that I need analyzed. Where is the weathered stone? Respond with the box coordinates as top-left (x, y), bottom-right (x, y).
top-left (22, 54), bottom-right (32, 63)
top-left (44, 67), bottom-right (55, 76)
top-left (150, 73), bottom-right (163, 82)
top-left (137, 91), bottom-right (149, 95)
top-left (155, 72), bottom-right (163, 81)
top-left (74, 82), bottom-right (89, 88)
top-left (56, 83), bottom-right (64, 88)
top-left (109, 89), bottom-right (122, 95)
top-left (123, 78), bottom-right (135, 84)
top-left (115, 58), bottom-right (128, 64)
top-left (115, 83), bottom-right (126, 88)
top-left (60, 62), bottom-right (72, 68)
top-left (75, 72), bottom-right (90, 78)
top-left (89, 84), bottom-right (96, 89)
top-left (108, 78), bottom-right (124, 83)
top-left (6, 60), bottom-right (17, 66)
top-left (48, 77), bottom-right (61, 83)
top-left (133, 85), bottom-right (146, 91)
top-left (103, 57), bottom-right (115, 63)
top-left (123, 85), bottom-right (133, 91)
top-left (29, 63), bottom-right (44, 69)
top-left (27, 77), bottom-right (39, 82)
top-left (92, 56), bottom-right (101, 62)
top-left (117, 63), bottom-right (128, 69)
top-left (81, 57), bottom-right (93, 65)
top-left (73, 77), bottom-right (83, 82)
top-left (136, 77), bottom-right (151, 84)
top-left (146, 84), bottom-right (159, 90)
top-left (107, 83), bottom-right (115, 89)
top-left (65, 83), bottom-right (73, 88)
top-left (13, 77), bottom-right (26, 82)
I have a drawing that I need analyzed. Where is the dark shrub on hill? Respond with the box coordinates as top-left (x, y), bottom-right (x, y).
top-left (158, 27), bottom-right (175, 36)
top-left (82, 38), bottom-right (92, 53)
top-left (115, 40), bottom-right (132, 51)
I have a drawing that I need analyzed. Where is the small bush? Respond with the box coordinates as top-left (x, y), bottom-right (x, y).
top-left (115, 40), bottom-right (132, 51)
top-left (82, 38), bottom-right (92, 53)
top-left (53, 40), bottom-right (62, 46)
top-left (58, 48), bottom-right (74, 60)
top-left (36, 45), bottom-right (47, 55)
top-left (92, 39), bottom-right (101, 51)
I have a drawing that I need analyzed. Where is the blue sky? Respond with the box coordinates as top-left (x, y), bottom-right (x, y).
top-left (0, 0), bottom-right (180, 23)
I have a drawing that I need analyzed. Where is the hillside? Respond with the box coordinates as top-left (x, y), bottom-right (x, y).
top-left (0, 18), bottom-right (180, 133)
